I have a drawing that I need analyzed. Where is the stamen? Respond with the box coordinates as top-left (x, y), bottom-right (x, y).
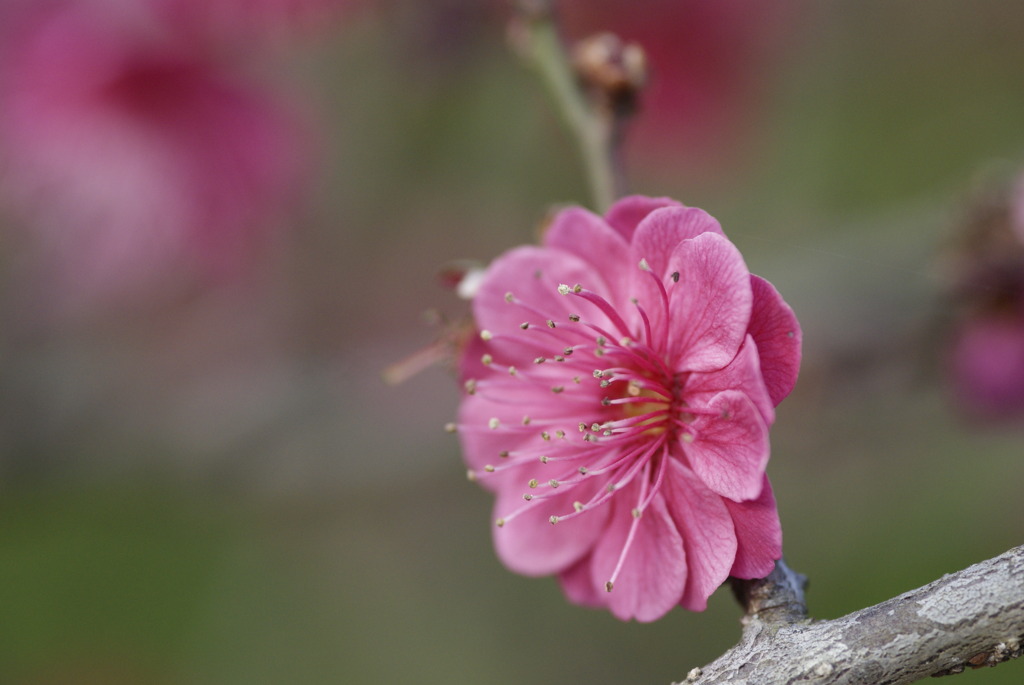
top-left (606, 463), bottom-right (653, 592)
top-left (571, 288), bottom-right (634, 338)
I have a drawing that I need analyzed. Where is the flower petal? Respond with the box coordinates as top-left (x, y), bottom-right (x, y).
top-left (685, 336), bottom-right (774, 426)
top-left (663, 459), bottom-right (737, 611)
top-left (604, 195), bottom-right (682, 241)
top-left (748, 274), bottom-right (802, 406)
top-left (590, 491), bottom-right (687, 622)
top-left (667, 233), bottom-right (753, 371)
top-left (723, 475), bottom-right (782, 578)
top-left (632, 206), bottom-right (725, 277)
top-left (493, 481), bottom-right (609, 577)
top-left (543, 206), bottom-right (632, 279)
top-left (472, 245), bottom-right (614, 343)
top-left (685, 389), bottom-right (769, 502)
top-left (558, 554), bottom-right (606, 609)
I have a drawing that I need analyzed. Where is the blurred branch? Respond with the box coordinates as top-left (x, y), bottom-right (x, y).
top-left (681, 547), bottom-right (1024, 684)
top-left (511, 0), bottom-right (635, 212)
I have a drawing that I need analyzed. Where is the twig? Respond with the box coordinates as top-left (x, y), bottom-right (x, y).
top-left (681, 547), bottom-right (1024, 685)
top-left (511, 0), bottom-right (631, 212)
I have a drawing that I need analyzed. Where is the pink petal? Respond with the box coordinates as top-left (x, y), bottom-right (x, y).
top-left (748, 275), bottom-right (802, 406)
top-left (558, 554), bottom-right (607, 609)
top-left (666, 233), bottom-right (753, 371)
top-left (631, 207), bottom-right (726, 276)
top-left (543, 206), bottom-right (632, 279)
top-left (663, 459), bottom-right (738, 611)
top-left (472, 246), bottom-right (614, 343)
top-left (723, 475), bottom-right (782, 579)
top-left (603, 195), bottom-right (682, 241)
top-left (590, 491), bottom-right (687, 622)
top-left (685, 389), bottom-right (769, 502)
top-left (493, 483), bottom-right (609, 577)
top-left (685, 336), bottom-right (774, 426)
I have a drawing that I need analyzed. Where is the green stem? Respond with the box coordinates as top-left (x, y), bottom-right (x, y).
top-left (516, 1), bottom-right (621, 213)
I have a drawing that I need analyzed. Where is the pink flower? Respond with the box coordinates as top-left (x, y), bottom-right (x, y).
top-left (455, 196), bottom-right (801, 621)
top-left (0, 0), bottom-right (311, 302)
top-left (155, 0), bottom-right (353, 46)
top-left (951, 315), bottom-right (1024, 419)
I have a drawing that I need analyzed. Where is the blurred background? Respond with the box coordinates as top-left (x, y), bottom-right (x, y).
top-left (0, 0), bottom-right (1023, 683)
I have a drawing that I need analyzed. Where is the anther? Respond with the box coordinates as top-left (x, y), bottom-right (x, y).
top-left (484, 465), bottom-right (495, 473)
top-left (568, 314), bottom-right (581, 322)
top-left (499, 450), bottom-right (510, 458)
top-left (605, 581), bottom-right (614, 592)
top-left (631, 508), bottom-right (642, 518)
top-left (522, 493), bottom-right (533, 501)
top-left (466, 470), bottom-right (477, 481)
top-left (540, 431), bottom-right (550, 441)
top-left (480, 330), bottom-right (493, 341)
top-left (591, 423), bottom-right (601, 431)
top-left (563, 347), bottom-right (574, 355)
top-left (601, 397), bottom-right (612, 406)
top-left (546, 320), bottom-right (556, 329)
top-left (573, 376), bottom-right (582, 384)
top-left (520, 322), bottom-right (529, 330)
top-left (529, 479), bottom-right (539, 488)
top-left (682, 433), bottom-right (694, 443)
top-left (508, 366), bottom-right (518, 376)
top-left (464, 379), bottom-right (477, 394)
top-left (552, 386), bottom-right (564, 394)
top-left (638, 258), bottom-right (651, 271)
top-left (539, 455), bottom-right (549, 464)
top-left (670, 271), bottom-right (680, 282)
top-left (504, 292), bottom-right (514, 303)
top-left (548, 479), bottom-right (560, 488)
top-left (549, 516), bottom-right (559, 525)
top-left (600, 380), bottom-right (610, 388)
top-left (481, 354), bottom-right (493, 365)
top-left (573, 501), bottom-right (585, 512)
top-left (495, 518), bottom-right (505, 527)
top-left (534, 357), bottom-right (546, 364)
top-left (578, 422), bottom-right (587, 432)
top-left (596, 336), bottom-right (607, 346)
top-left (522, 416), bottom-right (531, 425)
top-left (553, 356), bottom-right (565, 363)
top-left (557, 284), bottom-right (571, 295)
top-left (573, 284), bottom-right (583, 293)
top-left (555, 430), bottom-right (566, 439)
top-left (578, 466), bottom-right (588, 475)
top-left (593, 369), bottom-right (605, 378)
top-left (444, 423), bottom-right (457, 433)
top-left (488, 417), bottom-right (500, 430)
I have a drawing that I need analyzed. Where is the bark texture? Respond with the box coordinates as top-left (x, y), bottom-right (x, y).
top-left (680, 547), bottom-right (1024, 685)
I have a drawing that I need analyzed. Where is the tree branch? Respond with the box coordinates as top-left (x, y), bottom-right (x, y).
top-left (510, 0), bottom-right (635, 212)
top-left (681, 546), bottom-right (1024, 685)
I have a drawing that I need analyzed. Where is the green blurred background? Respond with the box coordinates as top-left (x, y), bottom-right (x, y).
top-left (1, 1), bottom-right (1023, 683)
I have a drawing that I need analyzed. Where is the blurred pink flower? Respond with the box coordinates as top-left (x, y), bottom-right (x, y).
top-left (0, 0), bottom-right (312, 303)
top-left (559, 0), bottom-right (798, 167)
top-left (951, 315), bottom-right (1024, 419)
top-left (945, 174), bottom-right (1024, 421)
top-left (456, 196), bottom-right (801, 621)
top-left (155, 0), bottom-right (353, 46)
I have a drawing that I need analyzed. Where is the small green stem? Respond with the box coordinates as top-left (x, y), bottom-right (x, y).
top-left (515, 1), bottom-right (622, 213)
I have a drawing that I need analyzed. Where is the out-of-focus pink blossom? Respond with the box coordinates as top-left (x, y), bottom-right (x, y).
top-left (559, 0), bottom-right (798, 167)
top-left (951, 315), bottom-right (1024, 419)
top-left (0, 0), bottom-right (312, 303)
top-left (947, 178), bottom-right (1024, 420)
top-left (455, 196), bottom-right (801, 621)
top-left (155, 0), bottom-right (353, 46)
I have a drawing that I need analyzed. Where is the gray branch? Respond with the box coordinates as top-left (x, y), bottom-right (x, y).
top-left (680, 546), bottom-right (1024, 685)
